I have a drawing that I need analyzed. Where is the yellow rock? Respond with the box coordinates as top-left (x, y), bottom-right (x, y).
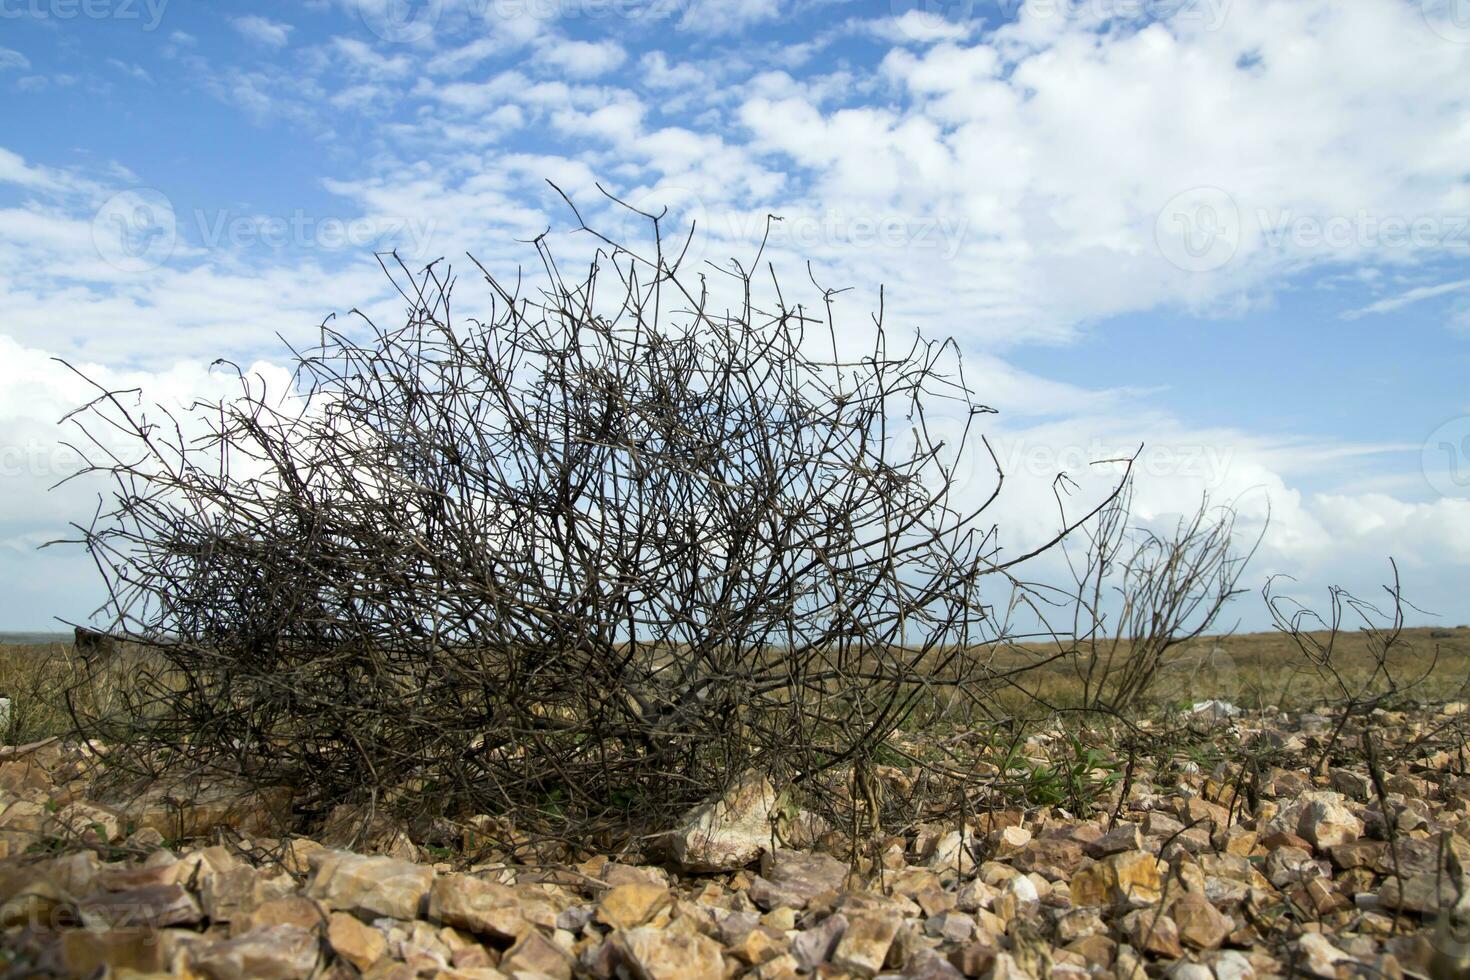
top-left (596, 882), bottom-right (672, 929)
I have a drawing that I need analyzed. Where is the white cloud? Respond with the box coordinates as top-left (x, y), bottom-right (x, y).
top-left (330, 37), bottom-right (413, 77)
top-left (1342, 278), bottom-right (1470, 319)
top-left (861, 11), bottom-right (978, 44)
top-left (711, 2), bottom-right (1470, 346)
top-left (640, 52), bottom-right (707, 90)
top-left (231, 15), bottom-right (295, 48)
top-left (106, 59), bottom-right (154, 83)
top-left (5, 0), bottom-right (1470, 628)
top-left (0, 48), bottom-right (29, 72)
top-left (534, 37), bottom-right (627, 79)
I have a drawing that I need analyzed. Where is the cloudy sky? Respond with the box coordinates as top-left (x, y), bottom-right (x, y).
top-left (2, 0), bottom-right (1470, 631)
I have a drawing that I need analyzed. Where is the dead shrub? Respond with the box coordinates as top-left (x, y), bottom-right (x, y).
top-left (53, 191), bottom-right (1111, 839)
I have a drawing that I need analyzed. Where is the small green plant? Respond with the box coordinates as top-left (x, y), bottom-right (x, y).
top-left (996, 732), bottom-right (1123, 811)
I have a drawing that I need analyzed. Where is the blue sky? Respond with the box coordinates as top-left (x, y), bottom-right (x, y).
top-left (2, 0), bottom-right (1470, 630)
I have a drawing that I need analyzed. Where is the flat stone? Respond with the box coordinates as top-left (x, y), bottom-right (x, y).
top-left (328, 911), bottom-right (388, 971)
top-left (428, 874), bottom-right (527, 941)
top-left (1069, 851), bottom-right (1164, 909)
top-left (831, 911), bottom-right (902, 976)
top-left (614, 925), bottom-right (724, 980)
top-left (748, 849), bottom-right (846, 910)
top-left (77, 883), bottom-right (202, 929)
top-left (596, 882), bottom-right (672, 929)
top-left (1122, 908), bottom-right (1183, 958)
top-left (1170, 892), bottom-right (1229, 949)
top-left (501, 927), bottom-right (573, 980)
top-left (791, 912), bottom-right (847, 971)
top-left (306, 852), bottom-right (433, 921)
top-left (189, 924), bottom-right (320, 980)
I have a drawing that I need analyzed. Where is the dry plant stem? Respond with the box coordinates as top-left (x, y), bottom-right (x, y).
top-left (1060, 479), bottom-right (1257, 714)
top-left (49, 187), bottom-right (1123, 838)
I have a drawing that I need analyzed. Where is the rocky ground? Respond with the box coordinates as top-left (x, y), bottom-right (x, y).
top-left (3, 704), bottom-right (1470, 979)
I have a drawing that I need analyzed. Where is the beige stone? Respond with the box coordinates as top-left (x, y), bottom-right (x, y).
top-left (428, 874), bottom-right (527, 941)
top-left (1069, 850), bottom-right (1164, 909)
top-left (1122, 908), bottom-right (1182, 958)
top-left (306, 851), bottom-right (433, 920)
top-left (1296, 791), bottom-right (1364, 850)
top-left (190, 924), bottom-right (320, 980)
top-left (502, 927), bottom-right (574, 980)
top-left (667, 771), bottom-right (778, 872)
top-left (614, 925), bottom-right (725, 980)
top-left (831, 911), bottom-right (902, 976)
top-left (990, 825), bottom-right (1032, 856)
top-left (1170, 892), bottom-right (1229, 950)
top-left (1294, 932), bottom-right (1351, 978)
top-left (329, 911), bottom-right (388, 971)
top-left (596, 882), bottom-right (672, 929)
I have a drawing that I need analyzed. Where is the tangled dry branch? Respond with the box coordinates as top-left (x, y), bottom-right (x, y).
top-left (52, 190), bottom-right (1123, 840)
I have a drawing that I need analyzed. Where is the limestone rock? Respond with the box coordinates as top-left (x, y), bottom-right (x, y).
top-left (189, 924), bottom-right (320, 980)
top-left (831, 911), bottom-right (902, 976)
top-left (1296, 791), bottom-right (1364, 850)
top-left (306, 851), bottom-right (433, 920)
top-left (328, 911), bottom-right (388, 971)
top-left (614, 925), bottom-right (725, 980)
top-left (1170, 892), bottom-right (1229, 950)
top-left (428, 874), bottom-right (527, 941)
top-left (502, 927), bottom-right (574, 980)
top-left (596, 882), bottom-right (672, 929)
top-left (1293, 932), bottom-right (1351, 978)
top-left (1121, 908), bottom-right (1183, 958)
top-left (791, 912), bottom-right (847, 971)
top-left (667, 771), bottom-right (778, 872)
top-left (1069, 851), bottom-right (1164, 909)
top-left (748, 849), bottom-right (846, 910)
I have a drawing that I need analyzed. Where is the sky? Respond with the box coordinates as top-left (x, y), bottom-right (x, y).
top-left (1, 0), bottom-right (1470, 632)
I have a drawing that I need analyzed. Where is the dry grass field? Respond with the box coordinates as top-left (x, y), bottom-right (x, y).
top-left (5, 625), bottom-right (1468, 745)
